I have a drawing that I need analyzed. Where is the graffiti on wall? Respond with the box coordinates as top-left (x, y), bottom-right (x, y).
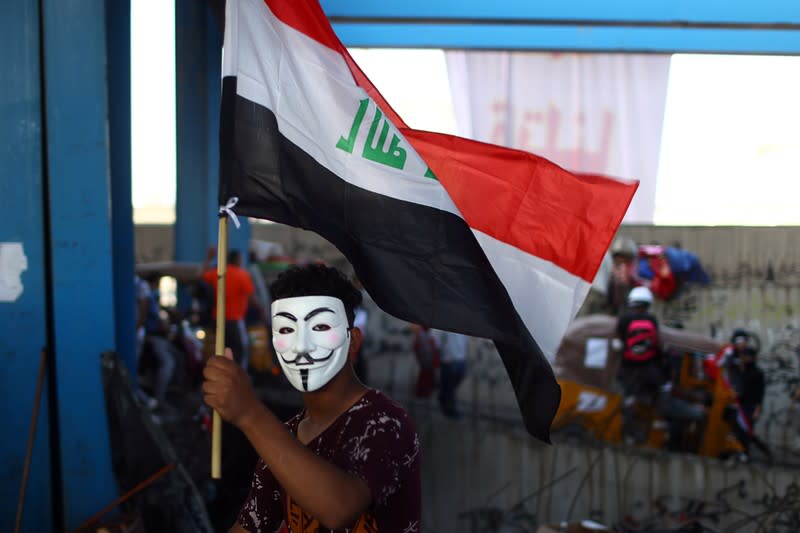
top-left (760, 326), bottom-right (800, 393)
top-left (619, 479), bottom-right (800, 533)
top-left (706, 261), bottom-right (800, 287)
top-left (456, 462), bottom-right (800, 533)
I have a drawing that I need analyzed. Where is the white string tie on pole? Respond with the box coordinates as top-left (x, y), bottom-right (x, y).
top-left (219, 197), bottom-right (241, 229)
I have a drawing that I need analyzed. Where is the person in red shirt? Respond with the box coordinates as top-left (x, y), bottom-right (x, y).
top-left (203, 247), bottom-right (266, 369)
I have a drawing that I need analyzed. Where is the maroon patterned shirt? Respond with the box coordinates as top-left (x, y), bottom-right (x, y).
top-left (237, 389), bottom-right (421, 533)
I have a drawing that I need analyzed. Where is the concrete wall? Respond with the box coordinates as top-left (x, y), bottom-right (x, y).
top-left (369, 351), bottom-right (800, 531)
top-left (418, 419), bottom-right (799, 531)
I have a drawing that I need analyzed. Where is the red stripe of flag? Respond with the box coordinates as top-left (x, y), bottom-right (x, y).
top-left (403, 130), bottom-right (637, 281)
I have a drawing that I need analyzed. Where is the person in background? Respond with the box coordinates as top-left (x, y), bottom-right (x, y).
top-left (658, 358), bottom-right (708, 452)
top-left (607, 237), bottom-right (639, 315)
top-left (727, 347), bottom-right (771, 462)
top-left (616, 286), bottom-right (665, 444)
top-left (136, 272), bottom-right (177, 409)
top-left (351, 278), bottom-right (370, 384)
top-left (203, 247), bottom-right (266, 370)
top-left (703, 328), bottom-right (753, 385)
top-left (247, 250), bottom-right (271, 327)
top-left (716, 328), bottom-right (753, 369)
top-left (429, 329), bottom-right (468, 419)
top-left (203, 264), bottom-right (421, 532)
top-left (412, 325), bottom-right (439, 399)
top-left (352, 304), bottom-right (369, 384)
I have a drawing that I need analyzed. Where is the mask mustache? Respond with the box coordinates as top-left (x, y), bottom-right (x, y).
top-left (279, 350), bottom-right (335, 366)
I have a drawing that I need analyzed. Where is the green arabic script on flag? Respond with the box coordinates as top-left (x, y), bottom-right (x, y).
top-left (337, 98), bottom-right (437, 179)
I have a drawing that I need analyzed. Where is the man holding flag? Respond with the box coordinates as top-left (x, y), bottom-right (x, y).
top-left (204, 264), bottom-right (420, 532)
top-left (204, 0), bottom-right (636, 529)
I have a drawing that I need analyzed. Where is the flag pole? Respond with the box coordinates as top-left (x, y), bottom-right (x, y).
top-left (211, 215), bottom-right (229, 479)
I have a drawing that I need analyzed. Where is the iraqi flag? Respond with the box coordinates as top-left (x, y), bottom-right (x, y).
top-left (219, 0), bottom-right (637, 442)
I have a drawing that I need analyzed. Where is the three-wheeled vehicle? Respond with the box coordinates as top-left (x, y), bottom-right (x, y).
top-left (551, 315), bottom-right (745, 458)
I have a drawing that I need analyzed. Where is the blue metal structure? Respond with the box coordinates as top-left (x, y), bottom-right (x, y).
top-left (0, 1), bottom-right (798, 532)
top-left (322, 0), bottom-right (800, 25)
top-left (0, 2), bottom-right (52, 531)
top-left (322, 0), bottom-right (800, 54)
top-left (331, 24), bottom-right (800, 54)
top-left (175, 0), bottom-right (250, 266)
top-left (40, 0), bottom-right (118, 528)
top-left (108, 0), bottom-right (137, 379)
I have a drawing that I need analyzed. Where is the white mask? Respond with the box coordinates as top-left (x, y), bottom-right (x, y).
top-left (271, 296), bottom-right (351, 392)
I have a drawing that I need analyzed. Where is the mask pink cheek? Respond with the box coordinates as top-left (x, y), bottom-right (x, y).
top-left (274, 338), bottom-right (288, 351)
top-left (325, 332), bottom-right (344, 346)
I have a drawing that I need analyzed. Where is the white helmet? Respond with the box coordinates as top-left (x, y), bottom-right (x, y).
top-left (627, 286), bottom-right (653, 306)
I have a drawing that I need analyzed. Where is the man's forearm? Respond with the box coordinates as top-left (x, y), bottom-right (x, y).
top-left (239, 406), bottom-right (371, 528)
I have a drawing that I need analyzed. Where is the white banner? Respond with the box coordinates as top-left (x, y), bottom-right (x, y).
top-left (446, 52), bottom-right (670, 223)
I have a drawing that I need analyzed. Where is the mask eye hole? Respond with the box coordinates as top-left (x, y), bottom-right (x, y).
top-left (278, 326), bottom-right (295, 334)
top-left (312, 324), bottom-right (331, 332)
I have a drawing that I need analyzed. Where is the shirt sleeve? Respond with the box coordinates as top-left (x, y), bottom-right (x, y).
top-left (202, 269), bottom-right (216, 286)
top-left (342, 403), bottom-right (420, 506)
top-left (237, 459), bottom-right (284, 533)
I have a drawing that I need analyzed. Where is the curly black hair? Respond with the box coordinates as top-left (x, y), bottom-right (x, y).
top-left (269, 264), bottom-right (362, 326)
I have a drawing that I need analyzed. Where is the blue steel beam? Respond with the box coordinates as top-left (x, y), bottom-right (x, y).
top-left (0, 2), bottom-right (53, 531)
top-left (41, 0), bottom-right (118, 528)
top-left (321, 0), bottom-right (800, 27)
top-left (322, 0), bottom-right (800, 54)
top-left (176, 0), bottom-right (216, 263)
top-left (176, 1), bottom-right (249, 268)
top-left (107, 0), bottom-right (137, 376)
top-left (331, 23), bottom-right (800, 55)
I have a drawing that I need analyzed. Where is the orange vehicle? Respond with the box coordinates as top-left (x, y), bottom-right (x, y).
top-left (552, 315), bottom-right (745, 458)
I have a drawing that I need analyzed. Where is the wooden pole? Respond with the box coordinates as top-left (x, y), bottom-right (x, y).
top-left (212, 216), bottom-right (228, 479)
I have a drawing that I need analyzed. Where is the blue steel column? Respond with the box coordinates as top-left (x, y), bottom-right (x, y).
top-left (107, 0), bottom-right (136, 375)
top-left (0, 2), bottom-right (52, 532)
top-left (41, 0), bottom-right (118, 528)
top-left (176, 0), bottom-right (249, 266)
top-left (321, 0), bottom-right (800, 53)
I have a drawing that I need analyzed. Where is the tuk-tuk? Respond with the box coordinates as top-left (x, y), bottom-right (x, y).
top-left (552, 315), bottom-right (744, 458)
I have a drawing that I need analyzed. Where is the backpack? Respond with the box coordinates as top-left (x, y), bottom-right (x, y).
top-left (623, 318), bottom-right (658, 362)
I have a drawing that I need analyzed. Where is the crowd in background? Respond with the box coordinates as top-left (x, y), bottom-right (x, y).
top-left (130, 235), bottom-right (790, 464)
top-left (608, 236), bottom-right (774, 462)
